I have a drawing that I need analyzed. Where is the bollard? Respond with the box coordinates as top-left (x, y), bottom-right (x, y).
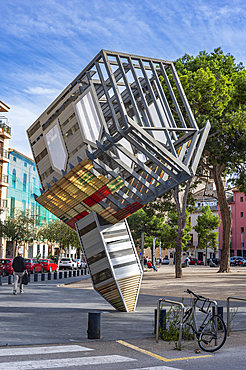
top-left (212, 306), bottom-right (223, 319)
top-left (64, 271), bottom-right (67, 278)
top-left (41, 273), bottom-right (45, 281)
top-left (69, 270), bottom-right (72, 278)
top-left (73, 270), bottom-right (76, 277)
top-left (213, 306), bottom-right (223, 330)
top-left (28, 274), bottom-right (31, 283)
top-left (81, 269), bottom-right (84, 276)
top-left (77, 269), bottom-right (80, 276)
top-left (34, 273), bottom-right (38, 282)
top-left (84, 269), bottom-right (87, 275)
top-left (0, 276), bottom-right (2, 285)
top-left (54, 271), bottom-right (57, 279)
top-left (154, 309), bottom-right (166, 334)
top-left (8, 275), bottom-right (12, 284)
top-left (59, 271), bottom-right (63, 279)
top-left (88, 312), bottom-right (101, 339)
top-left (48, 272), bottom-right (52, 280)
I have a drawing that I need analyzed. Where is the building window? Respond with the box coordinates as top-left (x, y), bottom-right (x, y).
top-left (33, 166), bottom-right (35, 171)
top-left (24, 162), bottom-right (27, 167)
top-left (241, 227), bottom-right (245, 233)
top-left (12, 169), bottom-right (16, 188)
top-left (13, 156), bottom-right (16, 162)
top-left (10, 197), bottom-right (15, 217)
top-left (241, 197), bottom-right (244, 202)
top-left (23, 173), bottom-right (27, 192)
top-left (241, 212), bottom-right (244, 218)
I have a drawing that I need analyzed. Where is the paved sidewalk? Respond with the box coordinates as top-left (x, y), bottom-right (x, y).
top-left (0, 265), bottom-right (246, 351)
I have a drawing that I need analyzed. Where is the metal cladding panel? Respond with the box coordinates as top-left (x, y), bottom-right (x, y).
top-left (76, 211), bottom-right (142, 312)
top-left (114, 265), bottom-right (140, 280)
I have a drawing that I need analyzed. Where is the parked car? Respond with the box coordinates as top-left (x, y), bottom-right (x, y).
top-left (0, 258), bottom-right (13, 276)
top-left (230, 256), bottom-right (237, 264)
top-left (189, 258), bottom-right (204, 265)
top-left (230, 257), bottom-right (246, 266)
top-left (39, 259), bottom-right (58, 272)
top-left (24, 258), bottom-right (43, 274)
top-left (75, 259), bottom-right (82, 268)
top-left (207, 258), bottom-right (220, 266)
top-left (59, 258), bottom-right (77, 270)
top-left (81, 260), bottom-right (87, 268)
top-left (75, 259), bottom-right (87, 269)
top-left (160, 257), bottom-right (169, 265)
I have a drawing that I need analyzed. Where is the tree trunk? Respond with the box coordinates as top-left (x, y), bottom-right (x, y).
top-left (213, 164), bottom-right (231, 272)
top-left (172, 178), bottom-right (193, 278)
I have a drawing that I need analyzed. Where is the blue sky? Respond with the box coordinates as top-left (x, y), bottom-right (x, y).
top-left (1, 0), bottom-right (246, 158)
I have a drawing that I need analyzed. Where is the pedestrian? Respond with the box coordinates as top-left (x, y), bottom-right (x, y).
top-left (147, 261), bottom-right (157, 272)
top-left (12, 252), bottom-right (28, 295)
top-left (186, 256), bottom-right (190, 267)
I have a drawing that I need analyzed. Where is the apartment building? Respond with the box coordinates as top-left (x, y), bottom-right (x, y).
top-left (6, 149), bottom-right (57, 258)
top-left (0, 101), bottom-right (11, 258)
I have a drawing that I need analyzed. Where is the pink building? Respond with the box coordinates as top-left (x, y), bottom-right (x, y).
top-left (218, 189), bottom-right (246, 258)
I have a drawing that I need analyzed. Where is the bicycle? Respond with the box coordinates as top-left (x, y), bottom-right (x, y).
top-left (182, 289), bottom-right (227, 352)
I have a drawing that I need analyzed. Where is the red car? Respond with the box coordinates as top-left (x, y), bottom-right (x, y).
top-left (24, 258), bottom-right (43, 274)
top-left (189, 258), bottom-right (204, 265)
top-left (0, 258), bottom-right (13, 276)
top-left (39, 259), bottom-right (58, 272)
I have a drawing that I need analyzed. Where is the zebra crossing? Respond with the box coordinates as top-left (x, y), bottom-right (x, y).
top-left (0, 344), bottom-right (183, 370)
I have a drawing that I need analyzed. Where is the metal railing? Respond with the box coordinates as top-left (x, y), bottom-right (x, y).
top-left (0, 199), bottom-right (7, 208)
top-left (0, 121), bottom-right (11, 135)
top-left (0, 174), bottom-right (8, 183)
top-left (156, 298), bottom-right (184, 350)
top-left (227, 296), bottom-right (246, 336)
top-left (0, 148), bottom-right (9, 159)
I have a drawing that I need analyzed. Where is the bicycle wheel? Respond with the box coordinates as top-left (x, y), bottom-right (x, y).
top-left (198, 315), bottom-right (227, 352)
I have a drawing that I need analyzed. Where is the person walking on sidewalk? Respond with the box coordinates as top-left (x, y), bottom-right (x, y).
top-left (12, 252), bottom-right (27, 294)
top-left (186, 256), bottom-right (190, 267)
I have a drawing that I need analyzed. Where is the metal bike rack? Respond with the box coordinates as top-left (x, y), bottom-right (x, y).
top-left (156, 299), bottom-right (184, 350)
top-left (227, 296), bottom-right (246, 337)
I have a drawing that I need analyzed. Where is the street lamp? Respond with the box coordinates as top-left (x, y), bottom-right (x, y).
top-left (152, 237), bottom-right (160, 268)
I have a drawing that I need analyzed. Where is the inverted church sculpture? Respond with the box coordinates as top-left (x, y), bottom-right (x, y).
top-left (27, 50), bottom-right (210, 312)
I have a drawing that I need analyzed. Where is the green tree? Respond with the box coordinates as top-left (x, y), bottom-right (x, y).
top-left (128, 208), bottom-right (168, 251)
top-left (167, 209), bottom-right (192, 252)
top-left (194, 206), bottom-right (221, 266)
top-left (141, 182), bottom-right (197, 278)
top-left (162, 47), bottom-right (246, 272)
top-left (38, 220), bottom-right (80, 258)
top-left (0, 210), bottom-right (34, 256)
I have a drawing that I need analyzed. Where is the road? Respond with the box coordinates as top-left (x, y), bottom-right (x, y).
top-left (1, 265), bottom-right (246, 369)
top-left (0, 335), bottom-right (246, 370)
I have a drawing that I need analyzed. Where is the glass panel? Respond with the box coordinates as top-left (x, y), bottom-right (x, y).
top-left (45, 123), bottom-right (67, 171)
top-left (74, 89), bottom-right (102, 144)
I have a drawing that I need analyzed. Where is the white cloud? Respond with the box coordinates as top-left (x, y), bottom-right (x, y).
top-left (1, 0), bottom-right (246, 160)
top-left (23, 87), bottom-right (60, 96)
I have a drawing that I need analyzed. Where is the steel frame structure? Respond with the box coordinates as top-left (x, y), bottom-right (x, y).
top-left (27, 50), bottom-right (210, 311)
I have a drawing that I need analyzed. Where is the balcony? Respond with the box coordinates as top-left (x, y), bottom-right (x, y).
top-left (0, 174), bottom-right (8, 187)
top-left (0, 148), bottom-right (10, 163)
top-left (0, 118), bottom-right (11, 139)
top-left (0, 199), bottom-right (7, 212)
